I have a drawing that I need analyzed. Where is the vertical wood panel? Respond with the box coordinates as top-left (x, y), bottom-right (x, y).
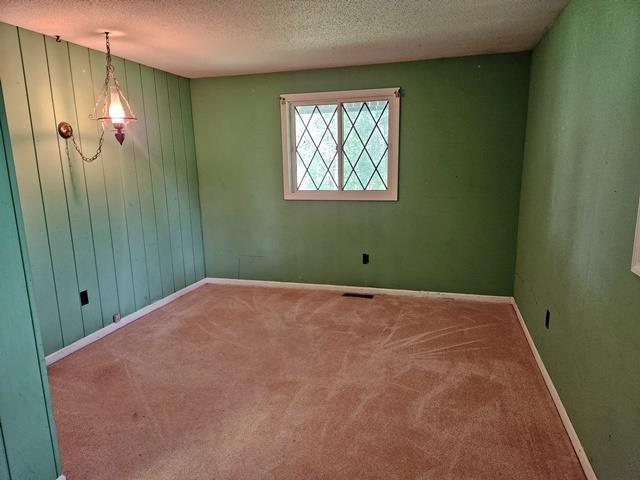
top-left (0, 23), bottom-right (63, 354)
top-left (180, 77), bottom-right (205, 280)
top-left (168, 74), bottom-right (195, 285)
top-left (89, 50), bottom-right (136, 316)
top-left (19, 29), bottom-right (85, 345)
top-left (155, 70), bottom-right (185, 290)
top-left (140, 66), bottom-right (174, 297)
top-left (114, 56), bottom-right (149, 310)
top-left (68, 43), bottom-right (120, 328)
top-left (45, 36), bottom-right (104, 335)
top-left (125, 60), bottom-right (163, 302)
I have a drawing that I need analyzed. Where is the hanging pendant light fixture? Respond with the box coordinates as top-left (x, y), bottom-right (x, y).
top-left (58, 32), bottom-right (136, 162)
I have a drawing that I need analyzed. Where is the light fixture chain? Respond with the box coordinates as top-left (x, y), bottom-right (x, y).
top-left (105, 32), bottom-right (111, 66)
top-left (105, 31), bottom-right (114, 80)
top-left (66, 126), bottom-right (105, 163)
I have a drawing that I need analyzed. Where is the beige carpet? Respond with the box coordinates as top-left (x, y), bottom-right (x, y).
top-left (48, 285), bottom-right (584, 479)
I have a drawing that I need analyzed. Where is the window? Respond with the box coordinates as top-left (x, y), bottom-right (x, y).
top-left (633, 198), bottom-right (640, 276)
top-left (280, 88), bottom-right (400, 200)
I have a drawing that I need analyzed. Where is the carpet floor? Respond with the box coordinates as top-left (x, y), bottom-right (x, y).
top-left (48, 284), bottom-right (584, 479)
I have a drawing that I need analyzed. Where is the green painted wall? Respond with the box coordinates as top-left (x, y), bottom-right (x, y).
top-left (0, 22), bottom-right (205, 355)
top-left (514, 1), bottom-right (640, 478)
top-left (0, 83), bottom-right (59, 479)
top-left (191, 54), bottom-right (531, 295)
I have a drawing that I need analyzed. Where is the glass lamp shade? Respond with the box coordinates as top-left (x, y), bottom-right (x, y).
top-left (91, 73), bottom-right (136, 144)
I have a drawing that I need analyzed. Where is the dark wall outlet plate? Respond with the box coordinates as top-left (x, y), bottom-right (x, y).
top-left (545, 309), bottom-right (551, 329)
top-left (80, 290), bottom-right (89, 306)
top-left (362, 253), bottom-right (369, 264)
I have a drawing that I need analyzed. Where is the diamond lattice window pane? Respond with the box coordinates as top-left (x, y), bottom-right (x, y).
top-left (295, 104), bottom-right (338, 190)
top-left (342, 100), bottom-right (389, 191)
top-left (295, 105), bottom-right (313, 145)
top-left (371, 151), bottom-right (388, 190)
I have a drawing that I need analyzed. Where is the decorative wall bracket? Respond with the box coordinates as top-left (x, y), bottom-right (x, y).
top-left (57, 121), bottom-right (73, 139)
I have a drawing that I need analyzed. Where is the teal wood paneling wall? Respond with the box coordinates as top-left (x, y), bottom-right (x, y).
top-left (0, 22), bottom-right (205, 355)
top-left (514, 0), bottom-right (640, 478)
top-left (0, 82), bottom-right (60, 480)
top-left (191, 54), bottom-right (530, 295)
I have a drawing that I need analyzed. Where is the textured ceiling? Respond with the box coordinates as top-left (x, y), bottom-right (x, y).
top-left (0, 0), bottom-right (569, 78)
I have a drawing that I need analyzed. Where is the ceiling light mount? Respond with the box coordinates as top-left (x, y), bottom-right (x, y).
top-left (58, 31), bottom-right (136, 162)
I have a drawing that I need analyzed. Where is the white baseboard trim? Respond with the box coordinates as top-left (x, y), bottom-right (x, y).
top-left (45, 279), bottom-right (208, 366)
top-left (56, 475), bottom-right (66, 480)
top-left (510, 299), bottom-right (597, 480)
top-left (204, 277), bottom-right (513, 303)
top-left (46, 277), bottom-right (507, 366)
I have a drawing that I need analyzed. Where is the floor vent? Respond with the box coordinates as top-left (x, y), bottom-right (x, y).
top-left (342, 292), bottom-right (374, 299)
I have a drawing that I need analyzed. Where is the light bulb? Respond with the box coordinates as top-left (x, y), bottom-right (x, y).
top-left (108, 92), bottom-right (125, 125)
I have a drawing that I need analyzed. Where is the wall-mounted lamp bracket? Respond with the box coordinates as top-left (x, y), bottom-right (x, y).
top-left (58, 121), bottom-right (105, 163)
top-left (58, 121), bottom-right (73, 139)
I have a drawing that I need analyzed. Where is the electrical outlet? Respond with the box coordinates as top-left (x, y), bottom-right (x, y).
top-left (79, 290), bottom-right (89, 306)
top-left (545, 309), bottom-right (551, 329)
top-left (113, 313), bottom-right (121, 323)
top-left (362, 253), bottom-right (370, 264)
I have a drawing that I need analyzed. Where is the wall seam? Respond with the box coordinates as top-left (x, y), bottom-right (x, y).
top-left (122, 59), bottom-right (150, 307)
top-left (139, 68), bottom-right (164, 300)
top-left (43, 34), bottom-right (86, 337)
top-left (86, 47), bottom-right (122, 323)
top-left (167, 75), bottom-right (186, 286)
top-left (179, 79), bottom-right (196, 280)
top-left (186, 79), bottom-right (206, 278)
top-left (154, 70), bottom-right (176, 293)
top-left (130, 62), bottom-right (156, 302)
top-left (65, 41), bottom-right (106, 325)
top-left (16, 28), bottom-right (66, 347)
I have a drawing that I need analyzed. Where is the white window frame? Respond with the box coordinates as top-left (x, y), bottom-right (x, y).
top-left (280, 87), bottom-right (400, 201)
top-left (632, 197), bottom-right (640, 277)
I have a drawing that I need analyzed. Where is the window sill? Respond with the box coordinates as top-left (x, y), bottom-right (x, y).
top-left (284, 190), bottom-right (397, 201)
